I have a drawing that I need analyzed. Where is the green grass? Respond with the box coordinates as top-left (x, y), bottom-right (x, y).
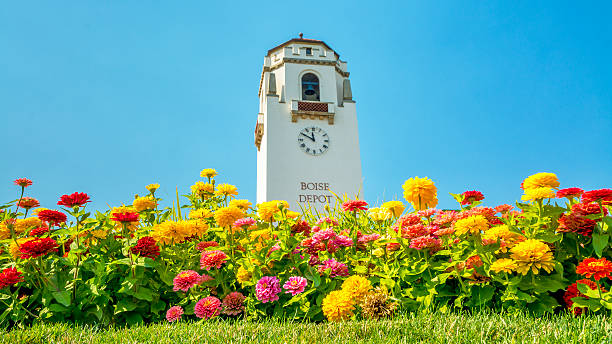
top-left (0, 312), bottom-right (610, 344)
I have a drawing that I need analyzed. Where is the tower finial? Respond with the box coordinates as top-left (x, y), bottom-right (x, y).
top-left (298, 32), bottom-right (303, 39)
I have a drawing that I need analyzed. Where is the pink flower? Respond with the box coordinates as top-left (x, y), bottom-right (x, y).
top-left (173, 270), bottom-right (200, 292)
top-left (312, 228), bottom-right (336, 242)
top-left (194, 296), bottom-right (221, 319)
top-left (409, 235), bottom-right (441, 252)
top-left (200, 250), bottom-right (228, 270)
top-left (283, 276), bottom-right (307, 296)
top-left (416, 208), bottom-right (439, 218)
top-left (342, 200), bottom-right (368, 212)
top-left (166, 306), bottom-right (184, 322)
top-left (316, 217), bottom-right (339, 227)
top-left (358, 233), bottom-right (380, 245)
top-left (318, 259), bottom-right (349, 278)
top-left (255, 276), bottom-right (281, 303)
top-left (233, 217), bottom-right (256, 228)
top-left (199, 274), bottom-right (214, 284)
top-left (331, 235), bottom-right (353, 248)
top-left (222, 292), bottom-right (246, 316)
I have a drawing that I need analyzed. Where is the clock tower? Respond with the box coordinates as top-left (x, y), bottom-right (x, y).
top-left (255, 36), bottom-right (363, 209)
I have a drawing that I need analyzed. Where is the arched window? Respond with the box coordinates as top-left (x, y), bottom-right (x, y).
top-left (301, 73), bottom-right (320, 101)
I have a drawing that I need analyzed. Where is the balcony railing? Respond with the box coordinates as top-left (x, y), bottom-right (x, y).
top-left (290, 100), bottom-right (335, 125)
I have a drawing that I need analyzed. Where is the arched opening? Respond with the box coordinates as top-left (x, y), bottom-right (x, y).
top-left (301, 73), bottom-right (320, 101)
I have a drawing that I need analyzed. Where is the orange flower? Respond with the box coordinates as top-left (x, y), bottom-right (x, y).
top-left (576, 257), bottom-right (612, 281)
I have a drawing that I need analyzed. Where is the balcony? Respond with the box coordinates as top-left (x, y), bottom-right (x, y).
top-left (290, 100), bottom-right (335, 125)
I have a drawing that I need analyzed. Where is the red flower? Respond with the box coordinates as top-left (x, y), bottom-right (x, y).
top-left (37, 210), bottom-right (67, 225)
top-left (194, 296), bottom-right (221, 319)
top-left (18, 197), bottom-right (40, 209)
top-left (14, 178), bottom-right (32, 188)
top-left (111, 211), bottom-right (139, 223)
top-left (196, 241), bottom-right (219, 252)
top-left (494, 204), bottom-right (513, 214)
top-left (401, 224), bottom-right (428, 239)
top-left (461, 190), bottom-right (484, 205)
top-left (557, 188), bottom-right (584, 199)
top-left (572, 202), bottom-right (608, 217)
top-left (166, 306), bottom-right (183, 322)
top-left (0, 268), bottom-right (24, 289)
top-left (386, 242), bottom-right (401, 252)
top-left (341, 200), bottom-right (368, 212)
top-left (576, 257), bottom-right (612, 281)
top-left (58, 192), bottom-right (91, 207)
top-left (581, 189), bottom-right (612, 205)
top-left (557, 214), bottom-right (596, 237)
top-left (291, 220), bottom-right (311, 236)
top-left (563, 279), bottom-right (604, 315)
top-left (222, 292), bottom-right (246, 316)
top-left (19, 237), bottom-right (59, 259)
top-left (173, 270), bottom-right (201, 292)
top-left (131, 236), bottom-right (160, 259)
top-left (200, 250), bottom-right (228, 270)
top-left (29, 226), bottom-right (50, 237)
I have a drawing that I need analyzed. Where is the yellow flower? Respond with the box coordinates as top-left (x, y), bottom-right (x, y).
top-left (111, 206), bottom-right (139, 232)
top-left (381, 201), bottom-right (405, 218)
top-left (322, 290), bottom-right (355, 322)
top-left (521, 187), bottom-right (556, 202)
top-left (229, 199), bottom-right (252, 211)
top-left (490, 258), bottom-right (517, 274)
top-left (200, 168), bottom-right (218, 179)
top-left (214, 206), bottom-right (245, 228)
top-left (146, 183), bottom-right (160, 193)
top-left (81, 229), bottom-right (108, 240)
top-left (510, 239), bottom-right (555, 275)
top-left (189, 208), bottom-right (213, 219)
top-left (15, 218), bottom-right (43, 234)
top-left (341, 276), bottom-right (372, 304)
top-left (286, 211), bottom-right (300, 219)
top-left (215, 184), bottom-right (238, 198)
top-left (453, 215), bottom-right (488, 236)
top-left (32, 207), bottom-right (48, 215)
top-left (482, 225), bottom-right (524, 252)
top-left (402, 177), bottom-right (438, 210)
top-left (151, 220), bottom-right (191, 245)
top-left (0, 222), bottom-right (10, 240)
top-left (133, 196), bottom-right (157, 212)
top-left (9, 238), bottom-right (29, 259)
top-left (190, 181), bottom-right (214, 199)
top-left (185, 219), bottom-right (208, 237)
top-left (522, 172), bottom-right (560, 190)
top-left (236, 266), bottom-right (252, 285)
top-left (257, 200), bottom-right (289, 222)
top-left (367, 207), bottom-right (391, 222)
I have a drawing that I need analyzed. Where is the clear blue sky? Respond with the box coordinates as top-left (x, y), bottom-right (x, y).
top-left (2, 1), bottom-right (611, 211)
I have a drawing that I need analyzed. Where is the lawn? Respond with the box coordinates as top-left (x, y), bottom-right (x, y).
top-left (0, 312), bottom-right (610, 344)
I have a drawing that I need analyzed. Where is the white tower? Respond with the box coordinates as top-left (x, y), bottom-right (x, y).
top-left (255, 36), bottom-right (363, 210)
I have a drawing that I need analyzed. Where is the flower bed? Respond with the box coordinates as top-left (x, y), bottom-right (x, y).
top-left (0, 171), bottom-right (610, 325)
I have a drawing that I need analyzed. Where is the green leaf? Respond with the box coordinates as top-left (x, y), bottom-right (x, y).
top-left (592, 232), bottom-right (609, 258)
top-left (114, 299), bottom-right (138, 314)
top-left (124, 312), bottom-right (144, 326)
top-left (533, 275), bottom-right (566, 293)
top-left (133, 287), bottom-right (154, 302)
top-left (571, 297), bottom-right (602, 312)
top-left (467, 285), bottom-right (495, 307)
top-left (48, 303), bottom-right (68, 313)
top-left (52, 291), bottom-right (71, 307)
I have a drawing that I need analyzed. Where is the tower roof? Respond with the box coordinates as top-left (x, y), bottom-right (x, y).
top-left (267, 36), bottom-right (339, 58)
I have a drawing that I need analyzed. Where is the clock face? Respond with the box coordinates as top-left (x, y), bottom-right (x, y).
top-left (298, 126), bottom-right (330, 156)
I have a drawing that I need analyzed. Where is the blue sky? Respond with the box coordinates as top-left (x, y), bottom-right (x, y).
top-left (1, 1), bottom-right (611, 211)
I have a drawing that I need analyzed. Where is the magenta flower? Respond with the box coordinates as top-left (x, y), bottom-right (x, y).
top-left (283, 276), bottom-right (308, 296)
top-left (166, 306), bottom-right (184, 322)
top-left (318, 259), bottom-right (349, 278)
top-left (409, 235), bottom-right (441, 252)
top-left (194, 296), bottom-right (221, 319)
top-left (233, 217), bottom-right (256, 228)
top-left (255, 276), bottom-right (281, 303)
top-left (312, 228), bottom-right (337, 242)
top-left (173, 270), bottom-right (201, 292)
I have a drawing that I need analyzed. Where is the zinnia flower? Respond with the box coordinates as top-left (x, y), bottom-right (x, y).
top-left (111, 211), bottom-right (139, 223)
top-left (19, 237), bottom-right (59, 259)
top-left (557, 188), bottom-right (584, 199)
top-left (342, 200), bottom-right (368, 212)
top-left (367, 207), bottom-right (391, 222)
top-left (521, 187), bottom-right (556, 202)
top-left (200, 250), bottom-right (228, 270)
top-left (173, 270), bottom-right (201, 292)
top-left (581, 189), bottom-right (612, 205)
top-left (291, 220), bottom-right (311, 235)
top-left (361, 287), bottom-right (397, 319)
top-left (572, 202), bottom-right (608, 217)
top-left (255, 276), bottom-right (281, 303)
top-left (18, 197), bottom-right (40, 209)
top-left (196, 241), bottom-right (219, 251)
top-left (229, 199), bottom-right (252, 211)
top-left (14, 178), bottom-right (32, 188)
top-left (146, 183), bottom-right (160, 193)
top-left (409, 235), bottom-right (441, 252)
top-left (189, 208), bottom-right (213, 219)
top-left (194, 296), bottom-right (221, 319)
top-left (257, 200), bottom-right (289, 222)
top-left (460, 190), bottom-right (484, 205)
top-left (29, 226), bottom-right (50, 237)
top-left (131, 236), bottom-right (160, 259)
top-left (13, 217), bottom-right (42, 234)
top-left (322, 290), bottom-right (354, 321)
top-left (191, 181), bottom-right (214, 199)
top-left (236, 266), bottom-right (252, 285)
top-left (222, 292), bottom-right (246, 315)
top-left (318, 259), bottom-right (349, 278)
top-left (381, 201), bottom-right (405, 217)
top-left (57, 192), bottom-right (91, 207)
top-left (510, 239), bottom-right (555, 275)
top-left (402, 176), bottom-right (438, 210)
top-left (341, 275), bottom-right (372, 303)
top-left (575, 257), bottom-right (612, 281)
top-left (0, 268), bottom-right (24, 289)
top-left (214, 206), bottom-right (245, 228)
top-left (166, 306), bottom-right (184, 322)
top-left (490, 258), bottom-right (517, 274)
top-left (557, 213), bottom-right (596, 237)
top-left (453, 215), bottom-right (488, 236)
top-left (494, 204), bottom-right (513, 214)
top-left (215, 184), bottom-right (238, 198)
top-left (200, 168), bottom-right (218, 178)
top-left (283, 276), bottom-right (308, 296)
top-left (151, 220), bottom-right (191, 245)
top-left (563, 279), bottom-right (605, 316)
top-left (133, 196), bottom-right (157, 212)
top-left (37, 210), bottom-right (67, 226)
top-left (233, 217), bottom-right (256, 228)
top-left (521, 172), bottom-right (560, 190)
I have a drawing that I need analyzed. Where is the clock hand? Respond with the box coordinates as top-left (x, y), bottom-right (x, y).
top-left (300, 133), bottom-right (315, 142)
top-left (309, 133), bottom-right (315, 142)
